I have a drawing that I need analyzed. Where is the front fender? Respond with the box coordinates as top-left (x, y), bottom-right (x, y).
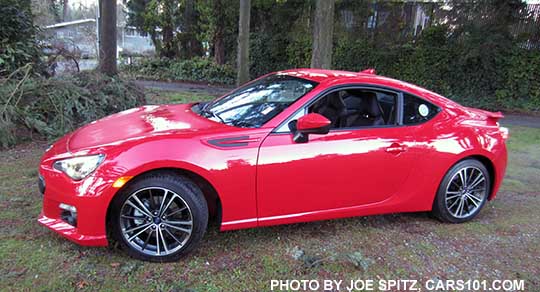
top-left (99, 136), bottom-right (260, 232)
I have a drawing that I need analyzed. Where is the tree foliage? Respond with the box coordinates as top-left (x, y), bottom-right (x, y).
top-left (126, 0), bottom-right (203, 59)
top-left (0, 0), bottom-right (42, 77)
top-left (249, 0), bottom-right (312, 77)
top-left (246, 0), bottom-right (540, 112)
top-left (119, 0), bottom-right (539, 112)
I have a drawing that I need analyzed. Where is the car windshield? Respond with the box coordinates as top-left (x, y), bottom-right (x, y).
top-left (199, 74), bottom-right (317, 128)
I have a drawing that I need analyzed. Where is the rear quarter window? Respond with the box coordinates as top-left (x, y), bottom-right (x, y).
top-left (403, 93), bottom-right (440, 125)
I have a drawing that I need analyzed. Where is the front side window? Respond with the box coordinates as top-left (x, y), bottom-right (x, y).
top-left (309, 89), bottom-right (398, 128)
top-left (403, 93), bottom-right (440, 125)
top-left (199, 75), bottom-right (317, 128)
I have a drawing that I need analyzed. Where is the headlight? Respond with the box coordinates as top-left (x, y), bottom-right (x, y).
top-left (53, 154), bottom-right (105, 180)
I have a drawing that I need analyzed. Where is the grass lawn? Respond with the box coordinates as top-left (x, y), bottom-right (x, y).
top-left (146, 89), bottom-right (216, 105)
top-left (1, 90), bottom-right (539, 291)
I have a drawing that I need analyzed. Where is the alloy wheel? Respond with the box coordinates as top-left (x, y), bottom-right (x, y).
top-left (120, 187), bottom-right (193, 256)
top-left (445, 166), bottom-right (487, 219)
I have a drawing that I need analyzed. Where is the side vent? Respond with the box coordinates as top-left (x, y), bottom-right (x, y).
top-left (207, 136), bottom-right (260, 148)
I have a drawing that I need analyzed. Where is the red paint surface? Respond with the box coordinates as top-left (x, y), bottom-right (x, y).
top-left (296, 113), bottom-right (331, 131)
top-left (38, 69), bottom-right (508, 246)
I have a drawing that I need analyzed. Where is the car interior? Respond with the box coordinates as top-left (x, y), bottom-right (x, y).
top-left (308, 89), bottom-right (397, 128)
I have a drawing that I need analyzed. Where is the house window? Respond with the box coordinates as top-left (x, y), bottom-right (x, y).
top-left (367, 11), bottom-right (378, 29)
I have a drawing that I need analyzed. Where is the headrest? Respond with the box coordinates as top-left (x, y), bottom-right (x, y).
top-left (361, 92), bottom-right (381, 117)
top-left (326, 93), bottom-right (344, 112)
top-left (344, 91), bottom-right (381, 117)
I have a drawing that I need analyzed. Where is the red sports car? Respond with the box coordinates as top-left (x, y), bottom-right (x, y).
top-left (38, 69), bottom-right (508, 261)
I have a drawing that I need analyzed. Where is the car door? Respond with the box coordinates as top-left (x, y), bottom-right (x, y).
top-left (256, 88), bottom-right (419, 224)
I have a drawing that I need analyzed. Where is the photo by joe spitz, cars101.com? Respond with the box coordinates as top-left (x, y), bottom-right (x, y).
top-left (37, 68), bottom-right (508, 262)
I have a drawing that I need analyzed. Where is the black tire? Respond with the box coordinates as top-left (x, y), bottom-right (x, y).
top-left (109, 172), bottom-right (208, 262)
top-left (432, 159), bottom-right (490, 223)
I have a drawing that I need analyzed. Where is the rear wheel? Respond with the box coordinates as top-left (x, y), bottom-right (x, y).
top-left (110, 173), bottom-right (208, 262)
top-left (432, 159), bottom-right (490, 223)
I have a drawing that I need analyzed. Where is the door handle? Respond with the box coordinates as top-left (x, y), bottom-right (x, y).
top-left (386, 143), bottom-right (407, 154)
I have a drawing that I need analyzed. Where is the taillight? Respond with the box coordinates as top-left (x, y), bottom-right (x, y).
top-left (500, 126), bottom-right (509, 140)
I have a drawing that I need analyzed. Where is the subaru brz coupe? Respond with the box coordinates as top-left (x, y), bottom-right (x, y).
top-left (38, 69), bottom-right (508, 261)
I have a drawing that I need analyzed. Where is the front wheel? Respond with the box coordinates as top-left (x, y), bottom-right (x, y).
top-left (432, 159), bottom-right (490, 223)
top-left (110, 173), bottom-right (208, 262)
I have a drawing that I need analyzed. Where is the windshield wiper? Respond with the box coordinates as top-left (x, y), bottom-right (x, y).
top-left (201, 108), bottom-right (226, 124)
top-left (231, 120), bottom-right (254, 128)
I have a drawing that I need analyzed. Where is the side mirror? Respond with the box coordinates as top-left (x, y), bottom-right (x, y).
top-left (288, 113), bottom-right (331, 143)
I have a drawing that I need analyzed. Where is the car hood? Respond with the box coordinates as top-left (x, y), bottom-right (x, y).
top-left (67, 104), bottom-right (231, 152)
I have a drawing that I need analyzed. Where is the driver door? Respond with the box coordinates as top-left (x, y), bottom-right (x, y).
top-left (256, 88), bottom-right (418, 225)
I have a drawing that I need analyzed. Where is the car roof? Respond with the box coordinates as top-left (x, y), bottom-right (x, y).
top-left (276, 68), bottom-right (461, 108)
top-left (277, 68), bottom-right (366, 83)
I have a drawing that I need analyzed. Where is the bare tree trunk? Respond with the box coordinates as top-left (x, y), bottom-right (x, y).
top-left (237, 0), bottom-right (251, 86)
top-left (310, 0), bottom-right (335, 69)
top-left (183, 0), bottom-right (202, 58)
top-left (161, 0), bottom-right (176, 58)
top-left (62, 0), bottom-right (69, 21)
top-left (98, 0), bottom-right (117, 75)
top-left (184, 0), bottom-right (194, 58)
top-left (213, 0), bottom-right (225, 64)
top-left (150, 32), bottom-right (163, 55)
top-left (48, 0), bottom-right (61, 22)
top-left (162, 25), bottom-right (175, 58)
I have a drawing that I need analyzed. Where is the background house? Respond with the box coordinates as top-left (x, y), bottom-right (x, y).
top-left (43, 18), bottom-right (156, 58)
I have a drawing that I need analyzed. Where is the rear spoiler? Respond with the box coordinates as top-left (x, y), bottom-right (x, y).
top-left (486, 111), bottom-right (504, 120)
top-left (359, 68), bottom-right (376, 75)
top-left (466, 107), bottom-right (504, 122)
top-left (467, 108), bottom-right (507, 138)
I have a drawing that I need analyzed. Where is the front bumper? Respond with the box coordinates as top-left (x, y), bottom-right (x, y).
top-left (37, 167), bottom-right (118, 247)
top-left (38, 213), bottom-right (107, 246)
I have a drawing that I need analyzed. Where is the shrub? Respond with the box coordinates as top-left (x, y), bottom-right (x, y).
top-left (0, 0), bottom-right (43, 77)
top-left (495, 49), bottom-right (540, 112)
top-left (249, 32), bottom-right (302, 78)
top-left (0, 70), bottom-right (146, 148)
top-left (122, 57), bottom-right (235, 85)
top-left (332, 25), bottom-right (540, 113)
top-left (169, 57), bottom-right (235, 85)
top-left (285, 34), bottom-right (311, 69)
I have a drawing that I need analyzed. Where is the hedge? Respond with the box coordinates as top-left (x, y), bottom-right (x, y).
top-left (121, 57), bottom-right (236, 85)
